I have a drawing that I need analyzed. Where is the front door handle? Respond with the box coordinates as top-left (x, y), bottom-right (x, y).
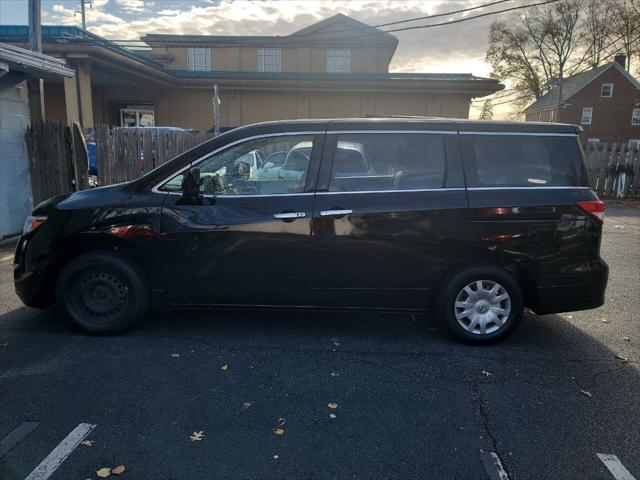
top-left (320, 209), bottom-right (353, 216)
top-left (273, 212), bottom-right (306, 219)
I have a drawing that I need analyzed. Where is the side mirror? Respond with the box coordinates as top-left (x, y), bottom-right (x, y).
top-left (181, 167), bottom-right (201, 198)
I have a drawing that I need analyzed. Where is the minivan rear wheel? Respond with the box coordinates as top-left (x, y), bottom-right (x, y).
top-left (437, 266), bottom-right (523, 343)
top-left (56, 252), bottom-right (149, 335)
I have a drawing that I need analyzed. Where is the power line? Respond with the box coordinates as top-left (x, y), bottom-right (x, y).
top-left (374, 0), bottom-right (515, 29)
top-left (382, 0), bottom-right (560, 34)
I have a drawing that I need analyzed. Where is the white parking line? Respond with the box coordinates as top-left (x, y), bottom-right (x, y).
top-left (597, 454), bottom-right (637, 480)
top-left (480, 451), bottom-right (510, 480)
top-left (24, 423), bottom-right (96, 480)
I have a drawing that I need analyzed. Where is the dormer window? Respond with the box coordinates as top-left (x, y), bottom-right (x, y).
top-left (187, 47), bottom-right (211, 71)
top-left (601, 83), bottom-right (614, 97)
top-left (257, 48), bottom-right (281, 72)
top-left (327, 49), bottom-right (351, 73)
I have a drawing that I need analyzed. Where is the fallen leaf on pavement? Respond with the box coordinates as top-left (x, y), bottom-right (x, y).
top-left (615, 354), bottom-right (629, 363)
top-left (97, 468), bottom-right (111, 478)
top-left (330, 372), bottom-right (339, 377)
top-left (274, 428), bottom-right (285, 435)
top-left (579, 389), bottom-right (592, 397)
top-left (601, 318), bottom-right (609, 323)
top-left (481, 370), bottom-right (492, 377)
top-left (111, 465), bottom-right (126, 475)
top-left (623, 337), bottom-right (630, 342)
top-left (273, 455), bottom-right (279, 459)
top-left (327, 402), bottom-right (338, 409)
top-left (220, 364), bottom-right (228, 371)
top-left (329, 413), bottom-right (337, 419)
top-left (190, 431), bottom-right (205, 441)
top-left (80, 440), bottom-right (94, 447)
top-left (170, 353), bottom-right (180, 358)
top-left (566, 315), bottom-right (573, 319)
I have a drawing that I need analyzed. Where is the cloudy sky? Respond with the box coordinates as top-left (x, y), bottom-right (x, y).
top-left (0, 0), bottom-right (530, 117)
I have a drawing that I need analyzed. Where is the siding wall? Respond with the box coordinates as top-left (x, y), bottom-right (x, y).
top-left (0, 79), bottom-right (32, 238)
top-left (86, 86), bottom-right (471, 131)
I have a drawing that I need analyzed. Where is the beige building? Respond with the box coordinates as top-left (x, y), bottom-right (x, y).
top-left (0, 14), bottom-right (503, 131)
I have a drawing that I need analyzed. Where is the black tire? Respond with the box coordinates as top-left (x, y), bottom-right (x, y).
top-left (436, 265), bottom-right (523, 344)
top-left (56, 252), bottom-right (149, 335)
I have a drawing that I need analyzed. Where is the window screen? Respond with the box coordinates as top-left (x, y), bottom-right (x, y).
top-left (460, 135), bottom-right (588, 188)
top-left (328, 134), bottom-right (446, 192)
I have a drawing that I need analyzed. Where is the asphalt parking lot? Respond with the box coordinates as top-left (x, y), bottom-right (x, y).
top-left (0, 203), bottom-right (638, 480)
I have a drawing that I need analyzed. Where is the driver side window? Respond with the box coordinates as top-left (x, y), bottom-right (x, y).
top-left (160, 135), bottom-right (315, 195)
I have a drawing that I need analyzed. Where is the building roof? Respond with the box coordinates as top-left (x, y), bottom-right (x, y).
top-left (0, 42), bottom-right (73, 78)
top-left (524, 61), bottom-right (640, 113)
top-left (0, 25), bottom-right (164, 69)
top-left (142, 13), bottom-right (397, 46)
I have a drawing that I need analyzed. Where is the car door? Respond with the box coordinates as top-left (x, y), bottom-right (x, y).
top-left (309, 128), bottom-right (469, 309)
top-left (155, 132), bottom-right (323, 307)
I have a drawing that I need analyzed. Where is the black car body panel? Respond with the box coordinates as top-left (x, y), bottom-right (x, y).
top-left (14, 118), bottom-right (608, 319)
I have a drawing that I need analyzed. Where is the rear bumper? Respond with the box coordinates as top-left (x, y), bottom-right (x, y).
top-left (530, 263), bottom-right (608, 315)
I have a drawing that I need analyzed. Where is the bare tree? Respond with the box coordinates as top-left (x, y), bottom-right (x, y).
top-left (478, 99), bottom-right (494, 120)
top-left (486, 0), bottom-right (585, 110)
top-left (609, 0), bottom-right (640, 70)
top-left (581, 0), bottom-right (615, 68)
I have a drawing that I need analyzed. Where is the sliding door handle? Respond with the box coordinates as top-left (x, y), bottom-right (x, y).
top-left (273, 211), bottom-right (306, 219)
top-left (320, 209), bottom-right (353, 216)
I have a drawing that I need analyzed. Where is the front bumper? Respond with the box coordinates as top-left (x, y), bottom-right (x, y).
top-left (13, 235), bottom-right (53, 309)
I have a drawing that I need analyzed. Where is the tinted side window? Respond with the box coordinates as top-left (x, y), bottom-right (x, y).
top-left (460, 135), bottom-right (587, 187)
top-left (328, 134), bottom-right (446, 192)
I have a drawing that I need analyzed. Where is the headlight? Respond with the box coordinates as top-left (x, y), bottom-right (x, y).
top-left (23, 215), bottom-right (47, 235)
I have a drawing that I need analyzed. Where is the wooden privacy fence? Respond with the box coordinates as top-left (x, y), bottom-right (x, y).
top-left (25, 120), bottom-right (89, 206)
top-left (584, 143), bottom-right (640, 198)
top-left (94, 127), bottom-right (213, 186)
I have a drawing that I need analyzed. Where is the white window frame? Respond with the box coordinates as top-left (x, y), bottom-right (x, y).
top-left (187, 47), bottom-right (211, 72)
top-left (257, 48), bottom-right (281, 72)
top-left (581, 107), bottom-right (593, 125)
top-left (632, 108), bottom-right (640, 126)
top-left (327, 48), bottom-right (351, 73)
top-left (600, 83), bottom-right (614, 97)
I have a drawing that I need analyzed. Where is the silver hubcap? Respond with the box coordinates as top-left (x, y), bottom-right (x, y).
top-left (454, 280), bottom-right (511, 335)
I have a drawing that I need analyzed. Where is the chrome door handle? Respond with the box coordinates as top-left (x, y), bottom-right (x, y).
top-left (273, 212), bottom-right (306, 219)
top-left (320, 209), bottom-right (353, 216)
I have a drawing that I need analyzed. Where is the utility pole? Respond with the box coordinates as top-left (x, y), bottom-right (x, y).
top-left (76, 0), bottom-right (91, 29)
top-left (27, 0), bottom-right (45, 121)
top-left (212, 84), bottom-right (220, 136)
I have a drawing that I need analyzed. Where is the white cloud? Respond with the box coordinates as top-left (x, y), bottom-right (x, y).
top-left (116, 0), bottom-right (146, 13)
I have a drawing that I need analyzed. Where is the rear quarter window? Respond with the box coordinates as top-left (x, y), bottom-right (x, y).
top-left (460, 135), bottom-right (588, 187)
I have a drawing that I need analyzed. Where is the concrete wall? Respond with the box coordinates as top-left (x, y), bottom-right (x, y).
top-left (0, 80), bottom-right (32, 238)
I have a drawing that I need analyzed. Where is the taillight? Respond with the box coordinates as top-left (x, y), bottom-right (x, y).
top-left (577, 200), bottom-right (605, 224)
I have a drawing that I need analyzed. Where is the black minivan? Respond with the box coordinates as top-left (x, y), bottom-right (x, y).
top-left (14, 118), bottom-right (608, 342)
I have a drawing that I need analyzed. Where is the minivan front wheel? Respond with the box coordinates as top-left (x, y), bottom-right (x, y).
top-left (56, 252), bottom-right (149, 334)
top-left (437, 267), bottom-right (523, 343)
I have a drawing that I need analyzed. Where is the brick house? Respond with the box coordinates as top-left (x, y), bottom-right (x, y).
top-left (0, 14), bottom-right (503, 131)
top-left (523, 55), bottom-right (640, 147)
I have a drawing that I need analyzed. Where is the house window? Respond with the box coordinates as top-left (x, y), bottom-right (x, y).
top-left (587, 138), bottom-right (600, 146)
top-left (257, 48), bottom-right (281, 72)
top-left (632, 108), bottom-right (640, 125)
top-left (581, 107), bottom-right (593, 125)
top-left (119, 105), bottom-right (155, 127)
top-left (327, 48), bottom-right (351, 73)
top-left (601, 83), bottom-right (614, 97)
top-left (629, 139), bottom-right (640, 151)
top-left (187, 47), bottom-right (211, 71)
